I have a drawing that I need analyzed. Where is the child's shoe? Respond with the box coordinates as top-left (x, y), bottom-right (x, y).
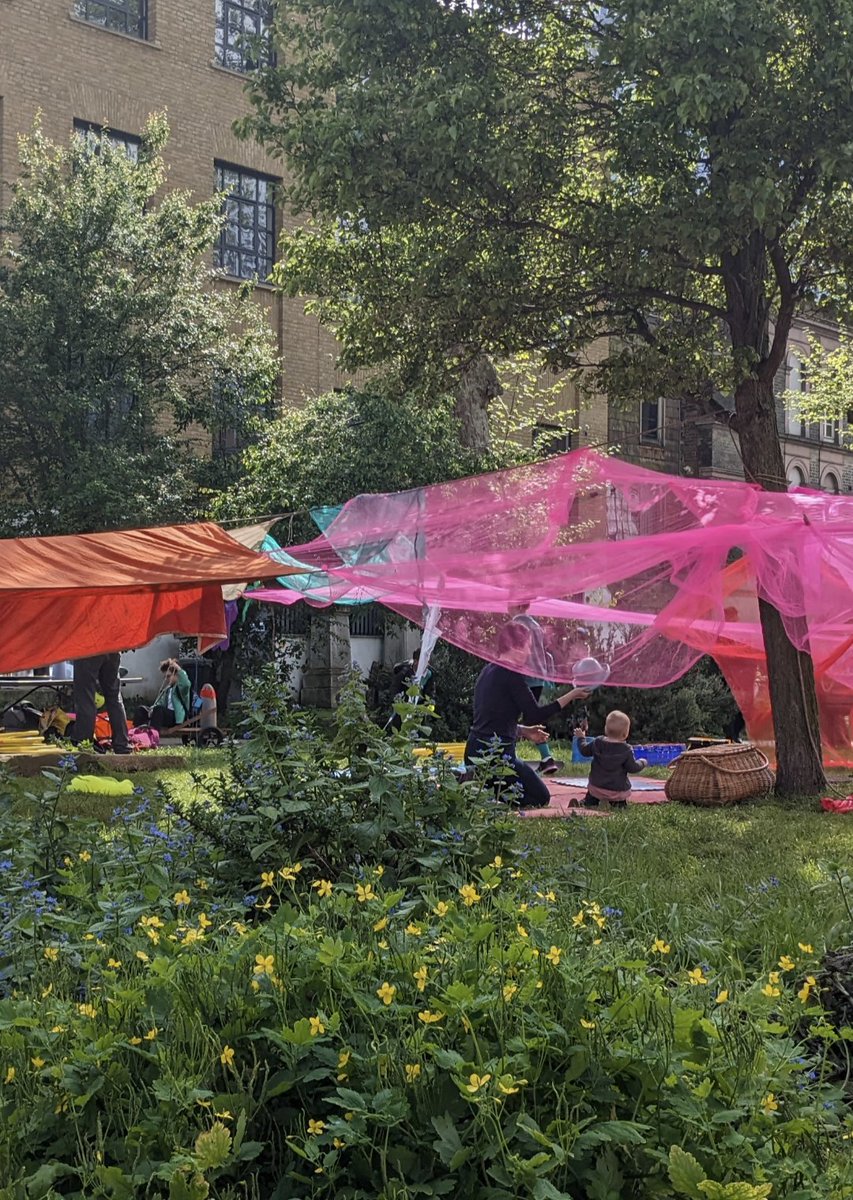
top-left (581, 793), bottom-right (599, 808)
top-left (538, 757), bottom-right (564, 776)
top-left (610, 800), bottom-right (628, 811)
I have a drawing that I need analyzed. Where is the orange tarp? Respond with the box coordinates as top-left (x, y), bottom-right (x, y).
top-left (0, 522), bottom-right (287, 672)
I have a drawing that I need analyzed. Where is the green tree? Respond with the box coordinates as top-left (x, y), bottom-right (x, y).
top-left (239, 0), bottom-right (853, 793)
top-left (0, 115), bottom-right (279, 537)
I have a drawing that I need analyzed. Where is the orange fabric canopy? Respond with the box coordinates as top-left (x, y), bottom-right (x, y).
top-left (0, 522), bottom-right (288, 672)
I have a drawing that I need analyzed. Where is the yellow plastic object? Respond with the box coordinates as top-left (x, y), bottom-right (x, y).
top-left (412, 742), bottom-right (467, 764)
top-left (66, 775), bottom-right (134, 796)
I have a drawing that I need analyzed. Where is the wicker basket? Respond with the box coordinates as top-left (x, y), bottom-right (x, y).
top-left (665, 742), bottom-right (774, 806)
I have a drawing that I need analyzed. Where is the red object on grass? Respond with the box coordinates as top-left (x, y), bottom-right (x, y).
top-left (820, 796), bottom-right (853, 813)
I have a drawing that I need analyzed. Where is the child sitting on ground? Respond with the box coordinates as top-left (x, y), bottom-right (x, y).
top-left (573, 710), bottom-right (648, 810)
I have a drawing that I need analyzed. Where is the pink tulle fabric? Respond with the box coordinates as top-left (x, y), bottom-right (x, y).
top-left (251, 450), bottom-right (853, 764)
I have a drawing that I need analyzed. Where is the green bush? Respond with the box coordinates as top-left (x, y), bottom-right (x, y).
top-left (179, 670), bottom-right (514, 889)
top-left (0, 760), bottom-right (850, 1197)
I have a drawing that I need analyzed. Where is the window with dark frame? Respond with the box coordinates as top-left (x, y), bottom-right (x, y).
top-left (640, 398), bottom-right (664, 445)
top-left (75, 0), bottom-right (148, 39)
top-left (533, 423), bottom-right (574, 457)
top-left (214, 162), bottom-right (277, 281)
top-left (73, 119), bottom-right (141, 162)
top-left (212, 377), bottom-right (269, 458)
top-left (215, 0), bottom-right (275, 72)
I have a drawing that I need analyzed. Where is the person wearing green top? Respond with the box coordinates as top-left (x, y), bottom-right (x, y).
top-left (135, 658), bottom-right (192, 731)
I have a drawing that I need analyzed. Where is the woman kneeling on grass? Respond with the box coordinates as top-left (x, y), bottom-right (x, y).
top-left (465, 621), bottom-right (590, 809)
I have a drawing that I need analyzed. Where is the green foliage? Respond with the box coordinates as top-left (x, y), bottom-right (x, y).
top-left (215, 384), bottom-right (519, 539)
top-left (242, 0), bottom-right (853, 404)
top-left (369, 639), bottom-right (485, 741)
top-left (0, 115), bottom-right (279, 536)
top-left (179, 670), bottom-right (515, 887)
top-left (581, 657), bottom-right (741, 744)
top-left (0, 757), bottom-right (852, 1196)
top-left (783, 335), bottom-right (853, 432)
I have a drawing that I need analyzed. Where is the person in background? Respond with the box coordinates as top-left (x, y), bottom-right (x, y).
top-left (574, 709), bottom-right (648, 810)
top-left (507, 610), bottom-right (563, 775)
top-left (71, 652), bottom-right (131, 755)
top-left (388, 645), bottom-right (435, 731)
top-left (465, 621), bottom-right (590, 809)
top-left (136, 658), bottom-right (192, 732)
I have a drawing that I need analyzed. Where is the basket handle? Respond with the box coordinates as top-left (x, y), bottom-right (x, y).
top-left (697, 751), bottom-right (770, 775)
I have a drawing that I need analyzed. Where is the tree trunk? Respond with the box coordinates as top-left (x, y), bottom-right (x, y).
top-left (735, 376), bottom-right (826, 796)
top-left (450, 346), bottom-right (502, 452)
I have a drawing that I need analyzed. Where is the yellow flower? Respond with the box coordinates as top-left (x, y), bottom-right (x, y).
top-left (140, 914), bottom-right (164, 929)
top-left (497, 1074), bottom-right (524, 1095)
top-left (307, 1118), bottom-right (326, 1136)
top-left (309, 1015), bottom-right (325, 1037)
top-left (254, 953), bottom-right (275, 977)
top-left (545, 945), bottom-right (562, 966)
top-left (762, 1092), bottom-right (779, 1115)
top-left (136, 950), bottom-right (150, 963)
top-left (333, 1137), bottom-right (345, 1149)
top-left (413, 965), bottom-right (429, 992)
top-left (373, 865), bottom-right (385, 877)
top-left (50, 1025), bottom-right (65, 1034)
top-left (465, 1072), bottom-right (491, 1094)
top-left (418, 1009), bottom-right (444, 1024)
top-left (502, 983), bottom-right (518, 1002)
top-left (687, 968), bottom-right (709, 986)
top-left (196, 878), bottom-right (209, 890)
top-left (130, 1036), bottom-right (142, 1045)
top-left (593, 915), bottom-right (606, 929)
top-left (376, 981), bottom-right (397, 1006)
top-left (77, 1003), bottom-right (97, 1018)
top-left (779, 955), bottom-right (796, 972)
top-left (198, 912), bottom-right (212, 930)
top-left (43, 946), bottom-right (59, 962)
top-left (459, 884), bottom-right (481, 907)
top-left (769, 971), bottom-right (781, 985)
top-left (490, 856), bottom-right (503, 869)
top-left (572, 910), bottom-right (586, 927)
top-left (373, 916), bottom-right (388, 932)
top-left (31, 1056), bottom-right (45, 1069)
top-left (144, 1027), bottom-right (158, 1041)
top-left (434, 901), bottom-right (449, 917)
top-left (107, 958), bottom-right (122, 970)
top-left (41, 984), bottom-right (52, 998)
top-left (404, 1063), bottom-right (422, 1082)
top-left (3, 1067), bottom-right (15, 1084)
top-left (83, 933), bottom-right (95, 941)
top-left (798, 975), bottom-right (817, 1004)
top-left (580, 1018), bottom-right (596, 1030)
top-left (79, 850), bottom-right (92, 863)
top-left (220, 1045), bottom-right (235, 1067)
top-left (516, 924), bottom-right (529, 939)
top-left (715, 990), bottom-right (729, 1005)
top-left (63, 856), bottom-right (73, 868)
top-left (338, 1050), bottom-right (351, 1070)
top-left (173, 890), bottom-right (191, 906)
top-left (378, 939), bottom-right (389, 950)
top-left (406, 923), bottom-right (423, 936)
top-left (356, 883), bottom-right (377, 903)
top-left (544, 890), bottom-right (556, 902)
top-left (313, 879), bottom-right (333, 898)
top-left (761, 984), bottom-right (781, 998)
top-left (215, 1110), bottom-right (233, 1120)
top-left (651, 938), bottom-right (671, 955)
top-left (798, 943), bottom-right (814, 954)
top-left (260, 871), bottom-right (275, 889)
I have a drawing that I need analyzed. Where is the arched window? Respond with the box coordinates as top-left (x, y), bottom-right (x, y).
top-left (787, 464), bottom-right (806, 489)
top-left (823, 471), bottom-right (840, 494)
top-left (784, 354), bottom-right (805, 437)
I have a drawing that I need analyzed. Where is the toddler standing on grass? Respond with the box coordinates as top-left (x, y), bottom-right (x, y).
top-left (573, 710), bottom-right (648, 810)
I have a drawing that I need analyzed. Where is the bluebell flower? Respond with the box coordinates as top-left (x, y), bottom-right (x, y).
top-left (0, 861), bottom-right (13, 873)
top-left (603, 906), bottom-right (623, 918)
top-left (242, 894), bottom-right (257, 907)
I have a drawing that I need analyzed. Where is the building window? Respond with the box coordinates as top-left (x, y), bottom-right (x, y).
top-left (823, 471), bottom-right (840, 494)
top-left (214, 162), bottom-right (276, 281)
top-left (786, 463), bottom-right (806, 489)
top-left (639, 398), bottom-right (664, 445)
top-left (75, 0), bottom-right (148, 39)
top-left (215, 0), bottom-right (275, 72)
top-left (533, 423), bottom-right (574, 457)
top-left (73, 119), bottom-right (141, 162)
top-left (350, 604), bottom-right (385, 638)
top-left (820, 418), bottom-right (840, 445)
top-left (784, 353), bottom-right (806, 437)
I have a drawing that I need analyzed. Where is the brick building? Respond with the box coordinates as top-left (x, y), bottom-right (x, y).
top-left (0, 0), bottom-right (352, 436)
top-left (606, 320), bottom-right (853, 494)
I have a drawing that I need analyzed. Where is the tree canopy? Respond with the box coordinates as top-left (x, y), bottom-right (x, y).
top-left (0, 116), bottom-right (279, 536)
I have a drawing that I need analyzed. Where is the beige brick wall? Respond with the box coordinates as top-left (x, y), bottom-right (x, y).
top-left (0, 0), bottom-right (350, 414)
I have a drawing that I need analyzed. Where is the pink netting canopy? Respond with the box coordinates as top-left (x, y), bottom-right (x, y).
top-left (251, 450), bottom-right (853, 765)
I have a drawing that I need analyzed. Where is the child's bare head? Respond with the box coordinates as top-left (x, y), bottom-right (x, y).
top-left (604, 710), bottom-right (631, 740)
